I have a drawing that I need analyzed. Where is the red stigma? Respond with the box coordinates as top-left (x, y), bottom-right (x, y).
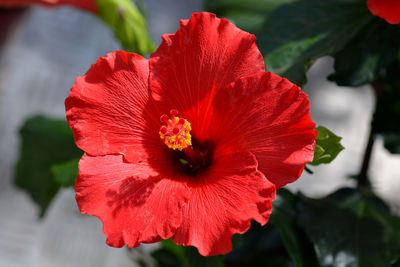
top-left (160, 126), bottom-right (167, 134)
top-left (159, 109), bottom-right (192, 150)
top-left (160, 114), bottom-right (169, 122)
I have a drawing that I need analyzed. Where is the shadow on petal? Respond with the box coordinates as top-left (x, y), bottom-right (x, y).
top-left (105, 175), bottom-right (161, 218)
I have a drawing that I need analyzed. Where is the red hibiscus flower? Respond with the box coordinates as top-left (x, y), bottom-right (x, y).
top-left (0, 0), bottom-right (97, 13)
top-left (66, 12), bottom-right (316, 256)
top-left (367, 0), bottom-right (400, 24)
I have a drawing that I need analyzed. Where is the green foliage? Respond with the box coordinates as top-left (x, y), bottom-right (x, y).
top-left (373, 62), bottom-right (400, 153)
top-left (270, 190), bottom-right (318, 267)
top-left (310, 126), bottom-right (344, 166)
top-left (259, 0), bottom-right (373, 85)
top-left (298, 188), bottom-right (400, 266)
top-left (207, 0), bottom-right (400, 88)
top-left (152, 240), bottom-right (224, 267)
top-left (184, 247), bottom-right (224, 267)
top-left (152, 189), bottom-right (400, 267)
top-left (206, 0), bottom-right (399, 87)
top-left (152, 240), bottom-right (184, 267)
top-left (51, 158), bottom-right (80, 187)
top-left (328, 21), bottom-right (400, 87)
top-left (153, 221), bottom-right (308, 266)
top-left (96, 0), bottom-right (155, 54)
top-left (14, 116), bottom-right (81, 217)
top-left (160, 239), bottom-right (185, 262)
top-left (205, 0), bottom-right (294, 32)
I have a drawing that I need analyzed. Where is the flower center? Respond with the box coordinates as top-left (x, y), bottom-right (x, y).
top-left (159, 109), bottom-right (192, 151)
top-left (159, 109), bottom-right (214, 176)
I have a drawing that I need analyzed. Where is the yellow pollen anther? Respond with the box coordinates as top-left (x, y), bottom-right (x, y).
top-left (159, 114), bottom-right (192, 151)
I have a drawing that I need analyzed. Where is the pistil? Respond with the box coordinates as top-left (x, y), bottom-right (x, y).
top-left (159, 109), bottom-right (192, 151)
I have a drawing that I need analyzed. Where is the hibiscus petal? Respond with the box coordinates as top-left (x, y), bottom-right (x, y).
top-left (76, 153), bottom-right (189, 247)
top-left (211, 71), bottom-right (317, 189)
top-left (367, 0), bottom-right (400, 24)
top-left (171, 151), bottom-right (275, 256)
top-left (66, 51), bottom-right (158, 162)
top-left (0, 0), bottom-right (97, 12)
top-left (149, 12), bottom-right (265, 133)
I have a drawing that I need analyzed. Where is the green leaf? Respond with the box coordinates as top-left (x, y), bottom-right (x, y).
top-left (152, 240), bottom-right (184, 267)
top-left (225, 222), bottom-right (295, 265)
top-left (14, 116), bottom-right (81, 217)
top-left (205, 0), bottom-right (292, 13)
top-left (154, 240), bottom-right (224, 267)
top-left (206, 0), bottom-right (397, 87)
top-left (310, 126), bottom-right (344, 166)
top-left (183, 246), bottom-right (224, 267)
top-left (373, 61), bottom-right (400, 154)
top-left (258, 0), bottom-right (374, 85)
top-left (160, 239), bottom-right (185, 262)
top-left (51, 158), bottom-right (80, 187)
top-left (328, 21), bottom-right (400, 86)
top-left (96, 0), bottom-right (155, 55)
top-left (297, 188), bottom-right (400, 267)
top-left (379, 134), bottom-right (400, 154)
top-left (204, 0), bottom-right (295, 32)
top-left (270, 189), bottom-right (318, 267)
top-left (231, 234), bottom-right (244, 251)
top-left (151, 249), bottom-right (183, 267)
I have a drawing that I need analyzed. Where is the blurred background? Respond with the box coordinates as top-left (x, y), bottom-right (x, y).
top-left (0, 0), bottom-right (399, 266)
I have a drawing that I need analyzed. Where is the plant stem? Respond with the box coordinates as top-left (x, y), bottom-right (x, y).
top-left (357, 126), bottom-right (374, 189)
top-left (356, 73), bottom-right (383, 189)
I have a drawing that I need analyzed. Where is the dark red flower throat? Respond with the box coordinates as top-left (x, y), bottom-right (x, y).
top-left (159, 109), bottom-right (214, 176)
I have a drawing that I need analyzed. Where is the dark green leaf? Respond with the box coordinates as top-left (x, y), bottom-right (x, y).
top-left (258, 0), bottom-right (374, 85)
top-left (205, 0), bottom-right (291, 13)
top-left (231, 234), bottom-right (244, 251)
top-left (380, 134), bottom-right (400, 154)
top-left (206, 0), bottom-right (398, 87)
top-left (96, 0), bottom-right (155, 54)
top-left (14, 115), bottom-right (82, 217)
top-left (151, 248), bottom-right (183, 267)
top-left (51, 158), bottom-right (80, 187)
top-left (225, 222), bottom-right (286, 264)
top-left (204, 0), bottom-right (294, 32)
top-left (154, 240), bottom-right (224, 267)
top-left (160, 239), bottom-right (185, 262)
top-left (270, 189), bottom-right (318, 267)
top-left (298, 189), bottom-right (400, 267)
top-left (310, 126), bottom-right (344, 166)
top-left (183, 246), bottom-right (224, 267)
top-left (373, 61), bottom-right (400, 153)
top-left (328, 21), bottom-right (400, 86)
